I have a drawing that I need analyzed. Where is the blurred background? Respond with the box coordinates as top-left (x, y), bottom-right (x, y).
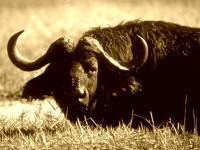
top-left (0, 0), bottom-right (199, 100)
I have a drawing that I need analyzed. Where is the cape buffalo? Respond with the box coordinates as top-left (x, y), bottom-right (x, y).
top-left (7, 20), bottom-right (200, 133)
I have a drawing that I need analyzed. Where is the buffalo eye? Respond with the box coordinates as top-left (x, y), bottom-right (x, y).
top-left (84, 63), bottom-right (97, 74)
top-left (88, 66), bottom-right (97, 75)
top-left (83, 57), bottom-right (98, 75)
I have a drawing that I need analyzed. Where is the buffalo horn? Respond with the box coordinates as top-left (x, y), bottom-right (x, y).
top-left (83, 35), bottom-right (148, 72)
top-left (134, 34), bottom-right (148, 69)
top-left (7, 30), bottom-right (50, 71)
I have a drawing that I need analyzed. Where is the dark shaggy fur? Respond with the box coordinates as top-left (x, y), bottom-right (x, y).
top-left (22, 20), bottom-right (200, 133)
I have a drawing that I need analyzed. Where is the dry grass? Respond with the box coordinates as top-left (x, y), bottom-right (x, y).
top-left (0, 0), bottom-right (200, 149)
top-left (0, 111), bottom-right (200, 150)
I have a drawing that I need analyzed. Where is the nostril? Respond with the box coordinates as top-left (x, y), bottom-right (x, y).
top-left (79, 90), bottom-right (86, 98)
top-left (70, 77), bottom-right (86, 96)
top-left (71, 77), bottom-right (80, 88)
top-left (76, 87), bottom-right (85, 96)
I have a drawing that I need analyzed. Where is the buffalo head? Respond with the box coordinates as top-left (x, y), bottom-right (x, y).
top-left (7, 30), bottom-right (148, 122)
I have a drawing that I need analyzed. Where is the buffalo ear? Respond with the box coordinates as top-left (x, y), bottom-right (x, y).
top-left (22, 72), bottom-right (54, 100)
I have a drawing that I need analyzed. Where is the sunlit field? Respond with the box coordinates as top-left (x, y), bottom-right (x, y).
top-left (0, 0), bottom-right (200, 149)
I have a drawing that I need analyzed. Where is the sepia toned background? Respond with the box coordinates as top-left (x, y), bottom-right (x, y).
top-left (0, 0), bottom-right (200, 149)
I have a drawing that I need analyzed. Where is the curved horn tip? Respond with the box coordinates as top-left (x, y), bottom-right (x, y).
top-left (18, 30), bottom-right (25, 34)
top-left (136, 34), bottom-right (148, 50)
top-left (8, 30), bottom-right (25, 44)
top-left (14, 30), bottom-right (25, 37)
top-left (7, 29), bottom-right (49, 71)
top-left (136, 34), bottom-right (148, 67)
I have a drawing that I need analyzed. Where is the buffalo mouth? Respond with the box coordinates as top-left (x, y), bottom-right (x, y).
top-left (78, 89), bottom-right (90, 106)
top-left (62, 87), bottom-right (90, 106)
